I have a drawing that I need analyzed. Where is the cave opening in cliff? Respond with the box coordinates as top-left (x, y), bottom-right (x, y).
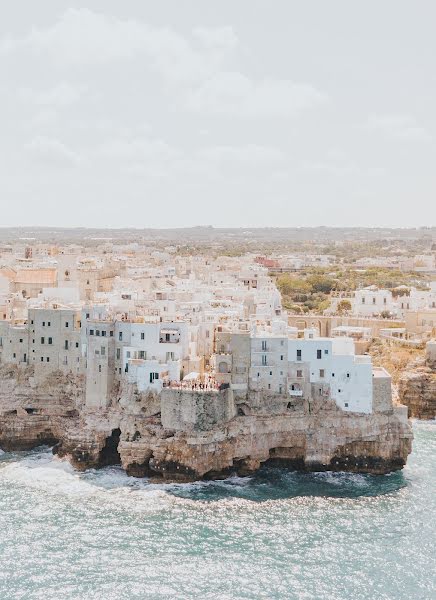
top-left (98, 428), bottom-right (121, 467)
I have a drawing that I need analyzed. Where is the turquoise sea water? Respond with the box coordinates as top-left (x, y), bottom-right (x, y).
top-left (0, 422), bottom-right (434, 600)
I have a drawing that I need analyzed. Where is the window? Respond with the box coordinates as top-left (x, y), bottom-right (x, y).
top-left (48, 322), bottom-right (51, 327)
top-left (31, 320), bottom-right (34, 325)
top-left (141, 332), bottom-right (145, 340)
top-left (40, 357), bottom-right (44, 362)
top-left (65, 322), bottom-right (69, 328)
top-left (101, 331), bottom-right (106, 337)
top-left (86, 313), bottom-right (90, 319)
top-left (268, 383), bottom-right (271, 389)
top-left (297, 349), bottom-right (302, 361)
top-left (19, 339), bottom-right (23, 343)
top-left (75, 342), bottom-right (79, 348)
top-left (320, 369), bottom-right (325, 378)
top-left (372, 297), bottom-right (376, 304)
top-left (110, 331), bottom-right (113, 337)
top-left (261, 354), bottom-right (267, 366)
top-left (48, 338), bottom-right (53, 345)
top-left (119, 332), bottom-right (123, 341)
top-left (41, 337), bottom-right (45, 344)
top-left (101, 347), bottom-right (106, 356)
top-left (13, 353), bottom-right (16, 358)
top-left (383, 298), bottom-right (387, 305)
top-left (332, 372), bottom-right (335, 377)
top-left (338, 388), bottom-right (341, 393)
top-left (98, 365), bottom-right (102, 373)
top-left (269, 371), bottom-right (272, 376)
top-left (126, 351), bottom-right (131, 358)
top-left (90, 330), bottom-right (94, 336)
top-left (261, 340), bottom-right (267, 351)
top-left (64, 340), bottom-right (69, 350)
top-left (116, 348), bottom-right (121, 360)
top-left (347, 373), bottom-right (350, 378)
top-left (317, 349), bottom-right (322, 359)
top-left (362, 298), bottom-right (365, 304)
top-left (280, 355), bottom-right (284, 361)
top-left (46, 357), bottom-right (50, 362)
top-left (297, 370), bottom-right (303, 378)
top-left (96, 330), bottom-right (100, 337)
top-left (324, 349), bottom-right (329, 355)
top-left (344, 402), bottom-right (348, 408)
top-left (42, 321), bottom-right (45, 326)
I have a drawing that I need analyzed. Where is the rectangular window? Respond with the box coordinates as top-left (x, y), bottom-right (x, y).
top-left (344, 402), bottom-right (348, 407)
top-left (280, 355), bottom-right (284, 360)
top-left (119, 332), bottom-right (123, 341)
top-left (116, 348), bottom-right (121, 360)
top-left (42, 321), bottom-right (45, 326)
top-left (347, 373), bottom-right (350, 378)
top-left (48, 322), bottom-right (51, 327)
top-left (65, 322), bottom-right (69, 328)
top-left (64, 340), bottom-right (69, 350)
top-left (98, 365), bottom-right (102, 373)
top-left (332, 373), bottom-right (335, 377)
top-left (101, 331), bottom-right (106, 337)
top-left (270, 371), bottom-right (272, 376)
top-left (40, 357), bottom-right (44, 362)
top-left (320, 369), bottom-right (325, 378)
top-left (86, 313), bottom-right (90, 319)
top-left (101, 347), bottom-right (106, 356)
top-left (126, 351), bottom-right (131, 358)
top-left (261, 354), bottom-right (267, 366)
top-left (41, 337), bottom-right (45, 344)
top-left (48, 337), bottom-right (53, 345)
top-left (141, 332), bottom-right (145, 340)
top-left (19, 339), bottom-right (23, 343)
top-left (317, 349), bottom-right (322, 359)
top-left (96, 330), bottom-right (100, 337)
top-left (76, 342), bottom-right (79, 348)
top-left (90, 330), bottom-right (94, 336)
top-left (261, 340), bottom-right (267, 351)
top-left (324, 349), bottom-right (329, 355)
top-left (297, 370), bottom-right (303, 378)
top-left (46, 357), bottom-right (50, 362)
top-left (297, 349), bottom-right (302, 361)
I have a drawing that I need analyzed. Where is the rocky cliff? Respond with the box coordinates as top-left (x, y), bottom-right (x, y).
top-left (0, 366), bottom-right (413, 481)
top-left (398, 362), bottom-right (436, 419)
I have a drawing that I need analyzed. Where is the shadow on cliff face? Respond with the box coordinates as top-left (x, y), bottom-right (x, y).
top-left (98, 429), bottom-right (122, 467)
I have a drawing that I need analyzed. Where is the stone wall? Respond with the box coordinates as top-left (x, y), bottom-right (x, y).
top-left (161, 388), bottom-right (236, 431)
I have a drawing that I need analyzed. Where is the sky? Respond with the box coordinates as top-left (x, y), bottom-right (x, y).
top-left (0, 1), bottom-right (435, 229)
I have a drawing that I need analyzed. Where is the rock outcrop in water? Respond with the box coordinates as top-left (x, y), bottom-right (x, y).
top-left (0, 364), bottom-right (413, 480)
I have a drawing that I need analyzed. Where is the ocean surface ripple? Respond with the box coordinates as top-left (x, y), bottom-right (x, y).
top-left (0, 421), bottom-right (435, 600)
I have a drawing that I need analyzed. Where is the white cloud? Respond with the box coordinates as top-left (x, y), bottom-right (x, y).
top-left (19, 82), bottom-right (85, 107)
top-left (192, 26), bottom-right (238, 51)
top-left (366, 114), bottom-right (431, 141)
top-left (24, 136), bottom-right (80, 167)
top-left (186, 71), bottom-right (327, 117)
top-left (0, 9), bottom-right (230, 84)
top-left (199, 144), bottom-right (285, 163)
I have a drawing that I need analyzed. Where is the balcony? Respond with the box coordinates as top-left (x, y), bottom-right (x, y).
top-left (288, 389), bottom-right (303, 397)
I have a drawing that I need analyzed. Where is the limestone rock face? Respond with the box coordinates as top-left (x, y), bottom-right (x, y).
top-left (398, 366), bottom-right (436, 419)
top-left (0, 368), bottom-right (413, 481)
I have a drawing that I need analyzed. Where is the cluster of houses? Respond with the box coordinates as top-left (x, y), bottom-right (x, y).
top-left (0, 241), bottom-right (383, 416)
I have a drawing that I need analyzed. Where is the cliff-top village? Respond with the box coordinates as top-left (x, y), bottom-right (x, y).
top-left (0, 228), bottom-right (434, 479)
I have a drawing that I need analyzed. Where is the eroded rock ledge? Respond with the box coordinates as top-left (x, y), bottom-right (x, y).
top-left (0, 366), bottom-right (413, 481)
